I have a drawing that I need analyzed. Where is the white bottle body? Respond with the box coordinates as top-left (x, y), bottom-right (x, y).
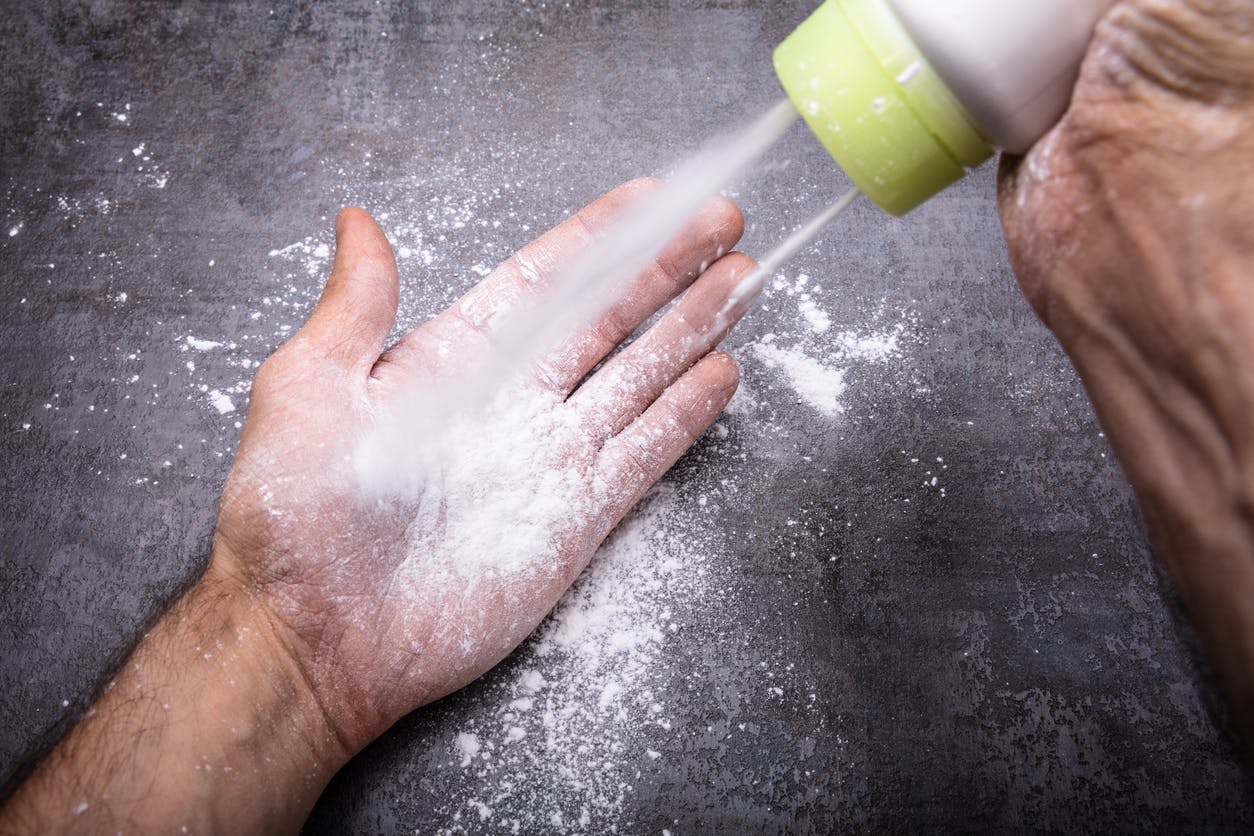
top-left (888, 0), bottom-right (1115, 153)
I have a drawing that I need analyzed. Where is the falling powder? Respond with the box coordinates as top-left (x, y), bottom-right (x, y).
top-left (379, 381), bottom-right (604, 578)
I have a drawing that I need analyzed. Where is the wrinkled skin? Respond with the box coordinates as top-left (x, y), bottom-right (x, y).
top-left (999, 0), bottom-right (1254, 743)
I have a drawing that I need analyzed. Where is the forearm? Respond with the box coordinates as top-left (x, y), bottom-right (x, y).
top-left (1, 566), bottom-right (348, 833)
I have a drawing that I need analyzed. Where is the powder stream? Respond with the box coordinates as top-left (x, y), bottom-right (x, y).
top-left (358, 99), bottom-right (800, 493)
top-left (728, 187), bottom-right (862, 312)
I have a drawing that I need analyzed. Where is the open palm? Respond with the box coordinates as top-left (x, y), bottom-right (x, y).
top-left (210, 180), bottom-right (756, 752)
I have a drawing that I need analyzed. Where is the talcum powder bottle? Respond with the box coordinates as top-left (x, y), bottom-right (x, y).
top-left (774, 0), bottom-right (1115, 214)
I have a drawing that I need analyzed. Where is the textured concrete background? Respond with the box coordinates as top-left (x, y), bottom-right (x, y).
top-left (2, 1), bottom-right (1252, 831)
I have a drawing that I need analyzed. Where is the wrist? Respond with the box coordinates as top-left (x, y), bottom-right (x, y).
top-left (2, 554), bottom-right (352, 833)
top-left (197, 550), bottom-right (353, 771)
top-left (124, 565), bottom-right (352, 828)
top-left (205, 536), bottom-right (412, 756)
top-left (207, 534), bottom-right (429, 754)
top-left (145, 565), bottom-right (355, 827)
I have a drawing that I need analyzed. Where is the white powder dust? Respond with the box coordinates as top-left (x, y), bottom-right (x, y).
top-left (797, 296), bottom-right (831, 334)
top-left (745, 302), bottom-right (908, 418)
top-left (831, 326), bottom-right (901, 362)
top-left (207, 390), bottom-right (235, 415)
top-left (455, 732), bottom-right (480, 768)
top-left (770, 273), bottom-right (833, 335)
top-left (751, 341), bottom-right (847, 416)
top-left (377, 382), bottom-right (602, 579)
top-left (435, 484), bottom-right (715, 834)
top-left (184, 336), bottom-right (223, 351)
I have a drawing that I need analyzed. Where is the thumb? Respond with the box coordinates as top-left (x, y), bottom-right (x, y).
top-left (298, 206), bottom-right (400, 372)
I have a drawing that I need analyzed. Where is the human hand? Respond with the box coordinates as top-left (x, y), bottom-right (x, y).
top-left (998, 2), bottom-right (1254, 740)
top-left (209, 179), bottom-right (756, 756)
top-left (0, 180), bottom-right (756, 834)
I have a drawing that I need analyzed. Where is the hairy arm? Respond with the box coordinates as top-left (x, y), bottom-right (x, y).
top-left (1, 569), bottom-right (345, 832)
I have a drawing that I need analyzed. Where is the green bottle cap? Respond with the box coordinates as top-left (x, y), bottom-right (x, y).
top-left (774, 0), bottom-right (994, 215)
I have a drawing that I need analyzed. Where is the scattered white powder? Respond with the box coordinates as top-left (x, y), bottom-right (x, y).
top-left (184, 336), bottom-right (223, 351)
top-left (745, 261), bottom-right (909, 419)
top-left (455, 732), bottom-right (480, 767)
top-left (207, 390), bottom-right (235, 415)
top-left (751, 341), bottom-right (847, 416)
top-left (267, 242), bottom-right (300, 258)
top-left (267, 239), bottom-right (337, 277)
top-left (770, 273), bottom-right (833, 335)
top-left (373, 381), bottom-right (601, 578)
top-left (124, 140), bottom-right (170, 189)
top-left (797, 296), bottom-right (831, 334)
top-left (436, 485), bottom-right (715, 834)
top-left (831, 326), bottom-right (901, 362)
top-left (519, 669), bottom-right (546, 692)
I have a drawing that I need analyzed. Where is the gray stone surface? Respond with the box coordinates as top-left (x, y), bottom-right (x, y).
top-left (1, 1), bottom-right (1251, 831)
